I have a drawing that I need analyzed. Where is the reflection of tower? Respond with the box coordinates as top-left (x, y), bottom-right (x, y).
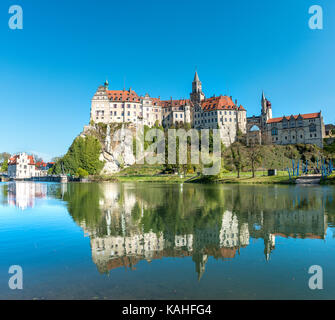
top-left (106, 209), bottom-right (111, 236)
top-left (121, 211), bottom-right (126, 237)
top-left (264, 233), bottom-right (275, 261)
top-left (192, 252), bottom-right (208, 281)
top-left (61, 183), bottom-right (67, 199)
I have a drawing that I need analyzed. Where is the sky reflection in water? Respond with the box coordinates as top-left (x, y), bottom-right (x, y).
top-left (0, 181), bottom-right (334, 300)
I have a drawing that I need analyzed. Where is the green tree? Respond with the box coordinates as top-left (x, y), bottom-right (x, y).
top-left (52, 136), bottom-right (104, 175)
top-left (0, 152), bottom-right (10, 172)
top-left (247, 144), bottom-right (263, 178)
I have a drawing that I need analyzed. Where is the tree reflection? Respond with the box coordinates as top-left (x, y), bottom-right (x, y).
top-left (59, 183), bottom-right (334, 279)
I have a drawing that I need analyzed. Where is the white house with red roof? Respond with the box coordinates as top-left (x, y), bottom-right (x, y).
top-left (7, 153), bottom-right (37, 179)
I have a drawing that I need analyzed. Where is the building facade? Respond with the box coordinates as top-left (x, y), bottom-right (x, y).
top-left (8, 153), bottom-right (36, 179)
top-left (89, 72), bottom-right (247, 146)
top-left (247, 93), bottom-right (325, 148)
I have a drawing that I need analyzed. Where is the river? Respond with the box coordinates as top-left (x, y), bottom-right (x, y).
top-left (0, 181), bottom-right (334, 299)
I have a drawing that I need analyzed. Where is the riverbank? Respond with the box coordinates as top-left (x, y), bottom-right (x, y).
top-left (88, 164), bottom-right (335, 185)
top-left (320, 174), bottom-right (335, 185)
top-left (90, 166), bottom-right (298, 184)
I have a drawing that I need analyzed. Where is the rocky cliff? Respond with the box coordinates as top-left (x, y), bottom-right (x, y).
top-left (80, 123), bottom-right (137, 174)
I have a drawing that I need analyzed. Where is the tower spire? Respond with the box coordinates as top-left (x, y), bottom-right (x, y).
top-left (194, 70), bottom-right (200, 82)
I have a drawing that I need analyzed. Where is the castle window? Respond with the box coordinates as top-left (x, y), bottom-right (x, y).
top-left (271, 128), bottom-right (278, 136)
top-left (309, 124), bottom-right (316, 132)
top-left (290, 121), bottom-right (295, 128)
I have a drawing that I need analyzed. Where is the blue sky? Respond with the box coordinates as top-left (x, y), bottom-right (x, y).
top-left (1, 0), bottom-right (335, 160)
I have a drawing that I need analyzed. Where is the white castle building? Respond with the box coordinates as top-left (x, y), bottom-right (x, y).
top-left (90, 73), bottom-right (325, 148)
top-left (90, 72), bottom-right (248, 146)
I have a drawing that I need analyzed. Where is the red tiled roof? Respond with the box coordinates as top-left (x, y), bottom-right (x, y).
top-left (150, 97), bottom-right (163, 106)
top-left (106, 89), bottom-right (141, 102)
top-left (8, 154), bottom-right (35, 166)
top-left (201, 96), bottom-right (237, 112)
top-left (160, 99), bottom-right (191, 108)
top-left (267, 112), bottom-right (320, 124)
top-left (8, 155), bottom-right (19, 165)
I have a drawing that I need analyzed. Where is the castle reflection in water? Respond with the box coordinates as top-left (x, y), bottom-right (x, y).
top-left (4, 181), bottom-right (333, 280)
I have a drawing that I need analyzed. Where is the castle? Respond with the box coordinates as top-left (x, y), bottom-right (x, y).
top-left (247, 92), bottom-right (325, 148)
top-left (90, 72), bottom-right (325, 148)
top-left (90, 72), bottom-right (247, 146)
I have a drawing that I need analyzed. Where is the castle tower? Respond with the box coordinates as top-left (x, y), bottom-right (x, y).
top-left (264, 233), bottom-right (275, 262)
top-left (190, 71), bottom-right (205, 104)
top-left (104, 79), bottom-right (109, 90)
top-left (261, 91), bottom-right (272, 130)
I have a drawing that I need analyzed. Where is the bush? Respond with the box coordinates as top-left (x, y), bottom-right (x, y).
top-left (76, 168), bottom-right (89, 178)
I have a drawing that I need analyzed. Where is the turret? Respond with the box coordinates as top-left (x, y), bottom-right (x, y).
top-left (190, 71), bottom-right (205, 104)
top-left (261, 91), bottom-right (272, 129)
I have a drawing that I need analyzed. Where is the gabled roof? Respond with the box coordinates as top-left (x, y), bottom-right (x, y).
top-left (8, 154), bottom-right (35, 166)
top-left (106, 89), bottom-right (141, 102)
top-left (267, 112), bottom-right (321, 124)
top-left (160, 99), bottom-right (191, 108)
top-left (201, 95), bottom-right (242, 112)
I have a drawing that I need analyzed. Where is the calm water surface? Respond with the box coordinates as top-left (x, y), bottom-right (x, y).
top-left (0, 181), bottom-right (335, 299)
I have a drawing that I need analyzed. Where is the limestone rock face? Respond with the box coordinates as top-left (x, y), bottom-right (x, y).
top-left (80, 123), bottom-right (138, 174)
